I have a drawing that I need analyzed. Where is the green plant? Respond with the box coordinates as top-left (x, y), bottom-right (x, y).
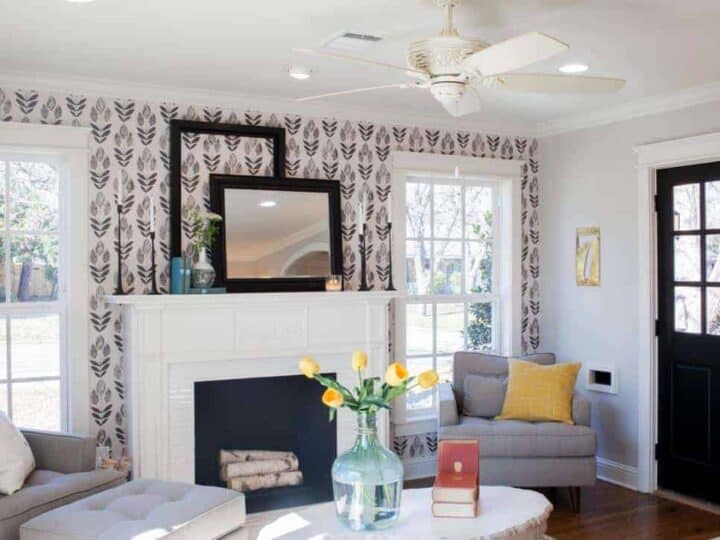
top-left (188, 209), bottom-right (222, 257)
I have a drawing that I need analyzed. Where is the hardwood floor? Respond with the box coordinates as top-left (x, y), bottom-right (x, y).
top-left (405, 479), bottom-right (720, 539)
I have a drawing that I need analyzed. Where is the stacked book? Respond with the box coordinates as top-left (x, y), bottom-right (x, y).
top-left (432, 440), bottom-right (480, 518)
top-left (219, 449), bottom-right (303, 492)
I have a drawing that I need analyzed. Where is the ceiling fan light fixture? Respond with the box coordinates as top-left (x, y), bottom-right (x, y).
top-left (430, 81), bottom-right (466, 105)
top-left (289, 66), bottom-right (312, 80)
top-left (559, 63), bottom-right (589, 74)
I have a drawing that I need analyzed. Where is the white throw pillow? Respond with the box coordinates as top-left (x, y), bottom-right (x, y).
top-left (0, 411), bottom-right (35, 495)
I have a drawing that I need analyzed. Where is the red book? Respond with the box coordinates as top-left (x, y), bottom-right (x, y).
top-left (432, 440), bottom-right (479, 505)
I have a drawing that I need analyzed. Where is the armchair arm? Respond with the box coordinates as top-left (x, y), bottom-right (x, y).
top-left (437, 383), bottom-right (459, 427)
top-left (21, 430), bottom-right (97, 473)
top-left (572, 394), bottom-right (592, 427)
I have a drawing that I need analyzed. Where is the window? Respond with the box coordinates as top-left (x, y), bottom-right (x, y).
top-left (402, 175), bottom-right (501, 412)
top-left (0, 157), bottom-right (65, 431)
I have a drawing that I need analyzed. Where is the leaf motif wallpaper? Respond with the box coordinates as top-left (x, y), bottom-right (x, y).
top-left (0, 86), bottom-right (540, 460)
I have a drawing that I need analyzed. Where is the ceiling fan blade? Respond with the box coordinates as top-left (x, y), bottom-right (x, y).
top-left (490, 73), bottom-right (626, 93)
top-left (462, 32), bottom-right (568, 76)
top-left (296, 83), bottom-right (417, 102)
top-left (293, 48), bottom-right (428, 76)
top-left (440, 88), bottom-right (482, 118)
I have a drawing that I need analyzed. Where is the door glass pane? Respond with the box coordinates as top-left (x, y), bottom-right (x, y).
top-left (465, 186), bottom-right (493, 239)
top-left (406, 182), bottom-right (431, 239)
top-left (433, 184), bottom-right (462, 238)
top-left (11, 315), bottom-right (60, 378)
top-left (673, 184), bottom-right (700, 231)
top-left (707, 235), bottom-right (720, 282)
top-left (406, 303), bottom-right (433, 356)
top-left (707, 181), bottom-right (720, 229)
top-left (406, 356), bottom-right (433, 410)
top-left (675, 286), bottom-right (701, 333)
top-left (436, 303), bottom-right (464, 353)
top-left (12, 380), bottom-right (60, 431)
top-left (406, 240), bottom-right (430, 296)
top-left (466, 241), bottom-right (492, 294)
top-left (466, 302), bottom-right (494, 350)
top-left (433, 241), bottom-right (462, 294)
top-left (708, 287), bottom-right (720, 336)
top-left (9, 161), bottom-right (59, 233)
top-left (437, 355), bottom-right (453, 384)
top-left (674, 235), bottom-right (700, 281)
top-left (10, 235), bottom-right (59, 302)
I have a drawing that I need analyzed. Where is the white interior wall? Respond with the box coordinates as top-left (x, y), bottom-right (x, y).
top-left (540, 101), bottom-right (720, 476)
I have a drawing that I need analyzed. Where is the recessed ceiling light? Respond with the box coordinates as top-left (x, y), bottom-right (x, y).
top-left (559, 63), bottom-right (589, 74)
top-left (258, 201), bottom-right (277, 208)
top-left (289, 66), bottom-right (311, 80)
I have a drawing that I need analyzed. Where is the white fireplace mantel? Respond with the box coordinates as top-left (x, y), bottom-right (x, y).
top-left (106, 291), bottom-right (399, 483)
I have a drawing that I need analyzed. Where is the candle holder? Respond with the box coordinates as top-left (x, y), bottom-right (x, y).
top-left (325, 275), bottom-right (343, 292)
top-left (149, 230), bottom-right (160, 295)
top-left (114, 201), bottom-right (127, 295)
top-left (359, 223), bottom-right (370, 291)
top-left (386, 221), bottom-right (396, 291)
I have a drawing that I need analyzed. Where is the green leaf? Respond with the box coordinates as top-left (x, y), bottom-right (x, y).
top-left (328, 408), bottom-right (336, 422)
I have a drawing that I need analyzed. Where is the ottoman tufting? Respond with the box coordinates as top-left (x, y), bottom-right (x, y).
top-left (19, 479), bottom-right (246, 540)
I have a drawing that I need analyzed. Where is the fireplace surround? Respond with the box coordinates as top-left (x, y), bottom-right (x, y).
top-left (106, 291), bottom-right (397, 493)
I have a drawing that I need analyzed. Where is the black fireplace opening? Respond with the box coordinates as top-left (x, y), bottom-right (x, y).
top-left (194, 373), bottom-right (337, 514)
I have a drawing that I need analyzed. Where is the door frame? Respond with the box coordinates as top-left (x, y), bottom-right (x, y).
top-left (634, 131), bottom-right (720, 493)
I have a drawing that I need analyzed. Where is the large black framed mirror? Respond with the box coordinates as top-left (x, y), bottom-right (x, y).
top-left (209, 175), bottom-right (343, 292)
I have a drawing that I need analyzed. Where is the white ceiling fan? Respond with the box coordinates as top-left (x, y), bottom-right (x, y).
top-left (294, 0), bottom-right (625, 117)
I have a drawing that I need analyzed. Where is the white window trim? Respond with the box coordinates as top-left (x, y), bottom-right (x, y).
top-left (390, 151), bottom-right (524, 425)
top-left (0, 122), bottom-right (91, 435)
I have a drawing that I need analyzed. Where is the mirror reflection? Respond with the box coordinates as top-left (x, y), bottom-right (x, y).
top-left (224, 189), bottom-right (331, 279)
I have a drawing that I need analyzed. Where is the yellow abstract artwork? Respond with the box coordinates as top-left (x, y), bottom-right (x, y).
top-left (576, 227), bottom-right (600, 286)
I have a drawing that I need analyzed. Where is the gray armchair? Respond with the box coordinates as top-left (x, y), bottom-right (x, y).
top-left (438, 352), bottom-right (596, 512)
top-left (0, 430), bottom-right (126, 540)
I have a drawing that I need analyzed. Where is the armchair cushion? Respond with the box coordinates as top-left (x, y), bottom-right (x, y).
top-left (572, 394), bottom-right (592, 427)
top-left (462, 374), bottom-right (507, 418)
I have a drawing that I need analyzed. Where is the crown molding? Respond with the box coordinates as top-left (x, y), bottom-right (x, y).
top-left (535, 80), bottom-right (720, 138)
top-left (0, 70), bottom-right (534, 138)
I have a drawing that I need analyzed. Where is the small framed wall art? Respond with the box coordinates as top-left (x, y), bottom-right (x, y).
top-left (576, 227), bottom-right (601, 286)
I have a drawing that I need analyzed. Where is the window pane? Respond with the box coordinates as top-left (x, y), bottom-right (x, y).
top-left (467, 241), bottom-right (492, 294)
top-left (0, 318), bottom-right (5, 381)
top-left (406, 182), bottom-right (431, 239)
top-left (0, 234), bottom-right (5, 303)
top-left (465, 186), bottom-right (493, 239)
top-left (437, 355), bottom-right (453, 385)
top-left (406, 303), bottom-right (433, 356)
top-left (708, 288), bottom-right (720, 336)
top-left (9, 161), bottom-right (59, 233)
top-left (436, 303), bottom-right (464, 354)
top-left (466, 302), bottom-right (493, 350)
top-left (433, 184), bottom-right (462, 238)
top-left (708, 235), bottom-right (720, 282)
top-left (0, 383), bottom-right (6, 414)
top-left (675, 286), bottom-right (701, 334)
top-left (707, 181), bottom-right (720, 229)
top-left (10, 235), bottom-right (59, 302)
top-left (433, 241), bottom-right (461, 294)
top-left (0, 161), bottom-right (5, 229)
top-left (406, 356), bottom-right (433, 410)
top-left (12, 380), bottom-right (61, 431)
top-left (674, 235), bottom-right (700, 282)
top-left (406, 240), bottom-right (430, 295)
top-left (673, 184), bottom-right (700, 231)
top-left (11, 315), bottom-right (60, 378)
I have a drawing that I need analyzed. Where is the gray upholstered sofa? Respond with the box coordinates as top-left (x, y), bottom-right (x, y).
top-left (0, 430), bottom-right (126, 540)
top-left (438, 352), bottom-right (596, 512)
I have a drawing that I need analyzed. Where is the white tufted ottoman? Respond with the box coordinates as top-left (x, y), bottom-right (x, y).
top-left (19, 479), bottom-right (246, 540)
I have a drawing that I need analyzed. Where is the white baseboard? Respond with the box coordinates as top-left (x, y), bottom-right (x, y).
top-left (597, 457), bottom-right (639, 491)
top-left (402, 457), bottom-right (436, 481)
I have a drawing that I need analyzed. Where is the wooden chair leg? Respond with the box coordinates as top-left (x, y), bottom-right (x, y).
top-left (568, 486), bottom-right (581, 513)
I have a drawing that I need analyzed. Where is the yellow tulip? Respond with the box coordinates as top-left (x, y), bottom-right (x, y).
top-left (299, 356), bottom-right (320, 379)
top-left (417, 370), bottom-right (440, 389)
top-left (385, 362), bottom-right (409, 387)
top-left (352, 351), bottom-right (368, 371)
top-left (321, 388), bottom-right (344, 408)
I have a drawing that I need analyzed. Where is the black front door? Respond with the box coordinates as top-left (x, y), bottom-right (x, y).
top-left (657, 162), bottom-right (720, 501)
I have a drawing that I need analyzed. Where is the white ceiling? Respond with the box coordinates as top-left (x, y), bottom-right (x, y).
top-left (3, 0), bottom-right (720, 133)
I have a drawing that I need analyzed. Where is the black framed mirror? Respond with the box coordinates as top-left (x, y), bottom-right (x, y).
top-left (169, 120), bottom-right (286, 258)
top-left (209, 175), bottom-right (343, 292)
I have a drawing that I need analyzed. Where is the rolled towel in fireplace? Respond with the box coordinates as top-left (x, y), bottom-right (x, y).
top-left (228, 470), bottom-right (304, 492)
top-left (220, 455), bottom-right (300, 481)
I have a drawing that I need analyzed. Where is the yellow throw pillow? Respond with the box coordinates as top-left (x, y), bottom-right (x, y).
top-left (496, 359), bottom-right (581, 424)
